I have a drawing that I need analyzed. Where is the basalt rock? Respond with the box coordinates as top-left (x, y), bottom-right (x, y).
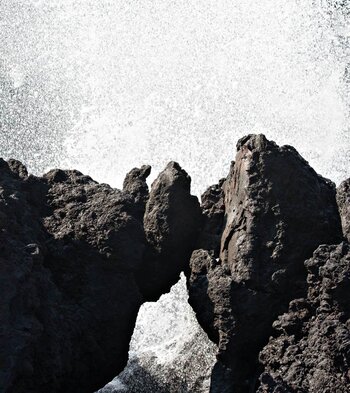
top-left (257, 180), bottom-right (350, 392)
top-left (337, 178), bottom-right (350, 242)
top-left (257, 241), bottom-right (350, 392)
top-left (1, 134), bottom-right (348, 393)
top-left (138, 161), bottom-right (202, 300)
top-left (187, 135), bottom-right (343, 392)
top-left (0, 159), bottom-right (200, 393)
top-left (123, 165), bottom-right (151, 220)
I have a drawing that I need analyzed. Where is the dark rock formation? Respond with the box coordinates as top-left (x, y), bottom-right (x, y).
top-left (0, 159), bottom-right (200, 393)
top-left (337, 178), bottom-right (350, 241)
top-left (123, 165), bottom-right (151, 220)
top-left (257, 179), bottom-right (350, 392)
top-left (197, 177), bottom-right (226, 254)
top-left (187, 135), bottom-right (343, 392)
top-left (138, 161), bottom-right (202, 300)
top-left (1, 134), bottom-right (349, 393)
top-left (258, 242), bottom-right (350, 392)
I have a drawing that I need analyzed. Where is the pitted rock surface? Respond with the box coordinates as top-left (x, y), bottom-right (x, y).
top-left (187, 135), bottom-right (343, 392)
top-left (257, 242), bottom-right (350, 393)
top-left (1, 134), bottom-right (349, 393)
top-left (337, 178), bottom-right (350, 242)
top-left (138, 161), bottom-right (202, 300)
top-left (0, 160), bottom-right (200, 393)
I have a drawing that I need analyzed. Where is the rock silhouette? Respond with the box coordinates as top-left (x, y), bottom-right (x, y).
top-left (337, 178), bottom-right (350, 242)
top-left (0, 160), bottom-right (200, 393)
top-left (0, 135), bottom-right (349, 393)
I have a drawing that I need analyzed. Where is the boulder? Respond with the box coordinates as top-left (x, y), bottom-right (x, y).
top-left (1, 134), bottom-right (347, 393)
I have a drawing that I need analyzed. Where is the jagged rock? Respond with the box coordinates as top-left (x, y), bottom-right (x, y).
top-left (123, 165), bottom-right (151, 220)
top-left (138, 161), bottom-right (202, 300)
top-left (7, 158), bottom-right (28, 179)
top-left (185, 177), bottom-right (226, 345)
top-left (337, 178), bottom-right (350, 241)
top-left (187, 135), bottom-right (343, 392)
top-left (0, 163), bottom-right (144, 393)
top-left (1, 134), bottom-right (348, 393)
top-left (257, 242), bottom-right (350, 392)
top-left (257, 178), bottom-right (350, 392)
top-left (0, 159), bottom-right (200, 393)
top-left (197, 178), bottom-right (226, 254)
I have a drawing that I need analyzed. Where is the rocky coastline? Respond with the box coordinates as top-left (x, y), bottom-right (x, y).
top-left (1, 135), bottom-right (349, 393)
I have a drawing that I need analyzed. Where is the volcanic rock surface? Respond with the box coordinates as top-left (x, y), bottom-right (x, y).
top-left (0, 159), bottom-right (200, 393)
top-left (256, 179), bottom-right (350, 392)
top-left (1, 134), bottom-right (349, 393)
top-left (187, 134), bottom-right (343, 392)
top-left (257, 241), bottom-right (350, 392)
top-left (337, 178), bottom-right (350, 242)
top-left (137, 162), bottom-right (202, 300)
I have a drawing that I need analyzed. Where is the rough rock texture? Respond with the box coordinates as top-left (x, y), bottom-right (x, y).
top-left (197, 177), bottom-right (226, 254)
top-left (1, 134), bottom-right (349, 393)
top-left (138, 161), bottom-right (202, 300)
top-left (337, 178), bottom-right (350, 242)
top-left (0, 159), bottom-right (200, 393)
top-left (257, 180), bottom-right (350, 392)
top-left (258, 242), bottom-right (350, 392)
top-left (187, 135), bottom-right (343, 392)
top-left (123, 165), bottom-right (151, 220)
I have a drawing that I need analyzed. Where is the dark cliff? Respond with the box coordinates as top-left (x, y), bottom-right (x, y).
top-left (0, 159), bottom-right (200, 393)
top-left (256, 178), bottom-right (350, 392)
top-left (1, 134), bottom-right (349, 393)
top-left (257, 241), bottom-right (350, 392)
top-left (187, 135), bottom-right (344, 392)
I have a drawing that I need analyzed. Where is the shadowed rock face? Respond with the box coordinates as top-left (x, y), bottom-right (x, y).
top-left (1, 134), bottom-right (349, 393)
top-left (257, 179), bottom-right (350, 392)
top-left (123, 165), bottom-right (151, 220)
top-left (257, 242), bottom-right (350, 393)
top-left (138, 161), bottom-right (202, 300)
top-left (0, 159), bottom-right (200, 393)
top-left (337, 178), bottom-right (350, 242)
top-left (187, 135), bottom-right (343, 392)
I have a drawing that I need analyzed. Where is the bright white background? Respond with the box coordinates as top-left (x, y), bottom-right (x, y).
top-left (0, 1), bottom-right (349, 196)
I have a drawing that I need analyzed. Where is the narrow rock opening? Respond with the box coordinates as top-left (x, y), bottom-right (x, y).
top-left (97, 274), bottom-right (217, 393)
